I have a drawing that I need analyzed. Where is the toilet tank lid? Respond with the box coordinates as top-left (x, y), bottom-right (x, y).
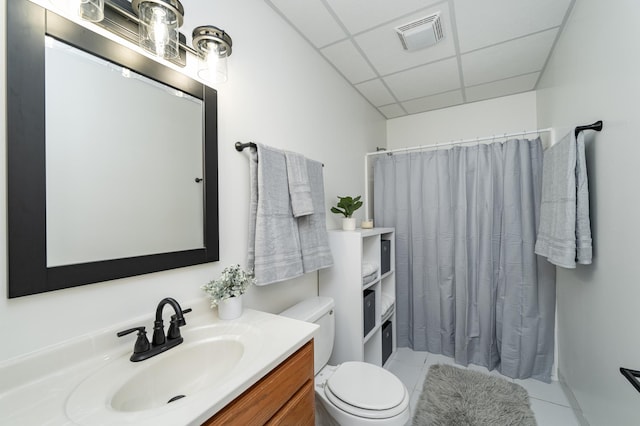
top-left (279, 296), bottom-right (334, 323)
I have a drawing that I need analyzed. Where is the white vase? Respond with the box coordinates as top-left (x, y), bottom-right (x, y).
top-left (342, 217), bottom-right (356, 231)
top-left (218, 295), bottom-right (243, 320)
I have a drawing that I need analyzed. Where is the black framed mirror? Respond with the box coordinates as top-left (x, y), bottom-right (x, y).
top-left (7, 0), bottom-right (219, 298)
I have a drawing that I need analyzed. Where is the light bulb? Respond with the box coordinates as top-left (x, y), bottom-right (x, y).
top-left (135, 1), bottom-right (182, 59)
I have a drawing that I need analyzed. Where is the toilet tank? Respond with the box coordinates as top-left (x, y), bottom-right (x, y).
top-left (280, 297), bottom-right (335, 375)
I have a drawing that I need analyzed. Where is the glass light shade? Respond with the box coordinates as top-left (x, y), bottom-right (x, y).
top-left (193, 26), bottom-right (232, 84)
top-left (137, 1), bottom-right (181, 59)
top-left (78, 0), bottom-right (104, 22)
top-left (197, 43), bottom-right (228, 84)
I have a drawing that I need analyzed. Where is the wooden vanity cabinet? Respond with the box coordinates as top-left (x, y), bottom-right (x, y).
top-left (203, 340), bottom-right (315, 426)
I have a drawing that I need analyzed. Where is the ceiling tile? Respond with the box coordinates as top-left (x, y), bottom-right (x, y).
top-left (454, 0), bottom-right (572, 53)
top-left (325, 0), bottom-right (440, 34)
top-left (378, 104), bottom-right (406, 119)
top-left (354, 4), bottom-right (456, 76)
top-left (355, 79), bottom-right (396, 106)
top-left (384, 57), bottom-right (460, 101)
top-left (402, 90), bottom-right (464, 114)
top-left (265, 0), bottom-right (573, 118)
top-left (321, 40), bottom-right (377, 84)
top-left (268, 0), bottom-right (346, 47)
top-left (465, 73), bottom-right (539, 102)
top-left (461, 28), bottom-right (557, 87)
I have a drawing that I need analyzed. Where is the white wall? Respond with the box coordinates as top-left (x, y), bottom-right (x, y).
top-left (0, 0), bottom-right (385, 362)
top-left (386, 91), bottom-right (538, 150)
top-left (536, 1), bottom-right (640, 424)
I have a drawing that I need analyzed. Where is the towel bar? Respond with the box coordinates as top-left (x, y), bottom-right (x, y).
top-left (235, 141), bottom-right (256, 152)
top-left (235, 141), bottom-right (324, 166)
top-left (620, 367), bottom-right (640, 394)
top-left (575, 120), bottom-right (603, 138)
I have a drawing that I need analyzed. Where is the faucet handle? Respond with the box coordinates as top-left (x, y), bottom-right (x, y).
top-left (168, 308), bottom-right (192, 340)
top-left (171, 307), bottom-right (192, 323)
top-left (117, 326), bottom-right (151, 354)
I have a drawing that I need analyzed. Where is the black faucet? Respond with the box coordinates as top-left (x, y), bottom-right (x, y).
top-left (117, 297), bottom-right (191, 362)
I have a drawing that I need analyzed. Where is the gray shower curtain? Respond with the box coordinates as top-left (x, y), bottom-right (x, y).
top-left (374, 138), bottom-right (556, 382)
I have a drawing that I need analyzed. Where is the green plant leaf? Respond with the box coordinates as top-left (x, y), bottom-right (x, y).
top-left (332, 195), bottom-right (363, 218)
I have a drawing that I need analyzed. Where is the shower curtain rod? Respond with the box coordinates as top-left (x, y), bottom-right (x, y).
top-left (363, 121), bottom-right (603, 220)
top-left (366, 127), bottom-right (554, 158)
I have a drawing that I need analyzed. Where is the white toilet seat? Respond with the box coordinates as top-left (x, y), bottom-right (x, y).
top-left (323, 362), bottom-right (409, 420)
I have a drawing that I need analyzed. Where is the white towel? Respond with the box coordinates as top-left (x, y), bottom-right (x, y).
top-left (285, 151), bottom-right (314, 218)
top-left (363, 273), bottom-right (377, 285)
top-left (297, 159), bottom-right (333, 273)
top-left (362, 262), bottom-right (379, 278)
top-left (381, 293), bottom-right (395, 318)
top-left (535, 131), bottom-right (592, 268)
top-left (247, 144), bottom-right (304, 285)
top-left (362, 262), bottom-right (379, 284)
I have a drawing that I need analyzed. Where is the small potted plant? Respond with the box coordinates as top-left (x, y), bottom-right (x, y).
top-left (331, 195), bottom-right (363, 231)
top-left (201, 264), bottom-right (255, 320)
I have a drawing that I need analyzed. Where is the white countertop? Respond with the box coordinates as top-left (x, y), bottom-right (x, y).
top-left (0, 300), bottom-right (317, 425)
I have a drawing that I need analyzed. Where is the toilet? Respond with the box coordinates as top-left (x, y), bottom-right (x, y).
top-left (280, 297), bottom-right (411, 426)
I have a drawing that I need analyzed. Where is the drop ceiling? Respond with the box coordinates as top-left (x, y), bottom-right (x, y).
top-left (264, 0), bottom-right (575, 119)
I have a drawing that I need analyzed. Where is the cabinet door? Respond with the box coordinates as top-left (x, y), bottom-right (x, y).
top-left (265, 380), bottom-right (314, 425)
top-left (204, 341), bottom-right (314, 426)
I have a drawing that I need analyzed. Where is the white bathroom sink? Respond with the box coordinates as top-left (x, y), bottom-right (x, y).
top-left (1, 306), bottom-right (317, 426)
top-left (110, 338), bottom-right (244, 412)
top-left (65, 321), bottom-right (266, 424)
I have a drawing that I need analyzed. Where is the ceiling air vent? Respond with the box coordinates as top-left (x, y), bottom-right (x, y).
top-left (395, 13), bottom-right (444, 51)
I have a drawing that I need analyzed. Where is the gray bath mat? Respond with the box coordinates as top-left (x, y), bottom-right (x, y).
top-left (413, 364), bottom-right (536, 426)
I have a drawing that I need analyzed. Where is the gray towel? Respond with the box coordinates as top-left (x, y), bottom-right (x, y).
top-left (285, 151), bottom-right (314, 217)
top-left (297, 159), bottom-right (333, 273)
top-left (535, 131), bottom-right (592, 268)
top-left (247, 144), bottom-right (304, 285)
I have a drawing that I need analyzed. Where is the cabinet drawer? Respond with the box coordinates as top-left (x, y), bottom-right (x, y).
top-left (204, 340), bottom-right (314, 426)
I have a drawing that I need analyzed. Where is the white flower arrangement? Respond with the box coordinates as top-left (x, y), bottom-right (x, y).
top-left (201, 264), bottom-right (255, 307)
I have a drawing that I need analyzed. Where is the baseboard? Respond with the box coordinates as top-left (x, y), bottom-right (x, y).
top-left (558, 370), bottom-right (590, 426)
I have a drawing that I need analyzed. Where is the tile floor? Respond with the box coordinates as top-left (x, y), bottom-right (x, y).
top-left (385, 348), bottom-right (580, 426)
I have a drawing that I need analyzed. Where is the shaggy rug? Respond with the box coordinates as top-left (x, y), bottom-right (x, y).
top-left (412, 364), bottom-right (537, 426)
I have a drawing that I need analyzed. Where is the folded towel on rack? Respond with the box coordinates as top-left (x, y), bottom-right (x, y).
top-left (535, 131), bottom-right (592, 268)
top-left (285, 151), bottom-right (314, 218)
top-left (363, 273), bottom-right (377, 286)
top-left (362, 262), bottom-right (379, 278)
top-left (381, 293), bottom-right (395, 319)
top-left (297, 158), bottom-right (333, 273)
top-left (248, 144), bottom-right (304, 285)
top-left (362, 262), bottom-right (379, 284)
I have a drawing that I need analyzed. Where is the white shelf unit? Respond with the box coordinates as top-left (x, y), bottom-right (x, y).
top-left (319, 228), bottom-right (396, 367)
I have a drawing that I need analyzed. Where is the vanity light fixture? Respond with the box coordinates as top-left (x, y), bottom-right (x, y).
top-left (192, 25), bottom-right (233, 84)
top-left (131, 0), bottom-right (184, 60)
top-left (49, 0), bottom-right (233, 78)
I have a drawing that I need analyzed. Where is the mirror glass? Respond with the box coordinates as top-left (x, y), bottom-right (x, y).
top-left (45, 38), bottom-right (204, 266)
